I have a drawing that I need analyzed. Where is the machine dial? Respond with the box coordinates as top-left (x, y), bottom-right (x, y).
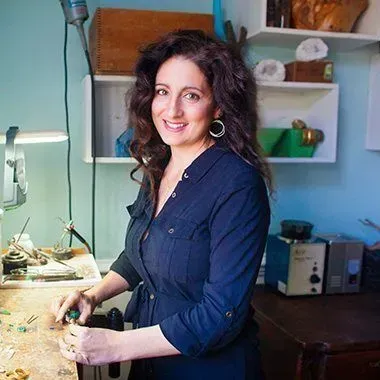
top-left (309, 274), bottom-right (321, 284)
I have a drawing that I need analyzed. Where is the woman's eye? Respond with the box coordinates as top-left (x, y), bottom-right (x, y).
top-left (156, 88), bottom-right (168, 96)
top-left (184, 93), bottom-right (200, 101)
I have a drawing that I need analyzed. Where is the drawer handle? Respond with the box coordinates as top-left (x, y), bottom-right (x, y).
top-left (369, 360), bottom-right (380, 368)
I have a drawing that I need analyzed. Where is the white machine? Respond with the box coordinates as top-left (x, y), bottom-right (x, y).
top-left (265, 234), bottom-right (326, 296)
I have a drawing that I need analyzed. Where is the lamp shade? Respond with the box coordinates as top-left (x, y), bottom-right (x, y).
top-left (0, 130), bottom-right (68, 144)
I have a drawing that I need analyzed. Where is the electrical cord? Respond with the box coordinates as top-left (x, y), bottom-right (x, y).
top-left (62, 21), bottom-right (96, 257)
top-left (83, 48), bottom-right (96, 258)
top-left (63, 22), bottom-right (73, 247)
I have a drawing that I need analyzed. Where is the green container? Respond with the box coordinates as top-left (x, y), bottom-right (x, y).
top-left (257, 128), bottom-right (287, 156)
top-left (272, 129), bottom-right (316, 158)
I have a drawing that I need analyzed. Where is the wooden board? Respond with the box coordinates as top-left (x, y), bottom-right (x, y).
top-left (89, 8), bottom-right (214, 75)
top-left (0, 287), bottom-right (83, 380)
top-left (1, 248), bottom-right (102, 289)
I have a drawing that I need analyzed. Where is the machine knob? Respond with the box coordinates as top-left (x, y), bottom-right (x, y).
top-left (309, 274), bottom-right (321, 284)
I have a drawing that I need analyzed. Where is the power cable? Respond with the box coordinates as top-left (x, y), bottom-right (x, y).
top-left (63, 21), bottom-right (73, 247)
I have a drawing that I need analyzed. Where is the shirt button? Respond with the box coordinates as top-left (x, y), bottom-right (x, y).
top-left (225, 311), bottom-right (233, 318)
top-left (183, 172), bottom-right (189, 179)
top-left (171, 192), bottom-right (177, 198)
top-left (168, 228), bottom-right (174, 234)
top-left (150, 293), bottom-right (155, 300)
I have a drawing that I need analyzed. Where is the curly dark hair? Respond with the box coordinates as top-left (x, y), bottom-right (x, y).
top-left (128, 29), bottom-right (272, 199)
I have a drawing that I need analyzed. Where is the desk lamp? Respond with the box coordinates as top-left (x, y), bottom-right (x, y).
top-left (0, 126), bottom-right (68, 253)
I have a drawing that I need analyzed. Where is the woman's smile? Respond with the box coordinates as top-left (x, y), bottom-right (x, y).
top-left (163, 120), bottom-right (188, 132)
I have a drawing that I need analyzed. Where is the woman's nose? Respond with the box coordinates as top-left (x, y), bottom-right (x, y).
top-left (167, 97), bottom-right (183, 118)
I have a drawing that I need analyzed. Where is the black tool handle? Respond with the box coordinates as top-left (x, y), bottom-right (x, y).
top-left (107, 308), bottom-right (124, 378)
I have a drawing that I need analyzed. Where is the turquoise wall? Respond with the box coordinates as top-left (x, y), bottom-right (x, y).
top-left (0, 0), bottom-right (379, 261)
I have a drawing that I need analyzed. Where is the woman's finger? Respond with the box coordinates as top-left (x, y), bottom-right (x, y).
top-left (58, 337), bottom-right (90, 365)
top-left (50, 295), bottom-right (65, 316)
top-left (69, 323), bottom-right (87, 338)
top-left (55, 291), bottom-right (81, 322)
top-left (62, 333), bottom-right (79, 347)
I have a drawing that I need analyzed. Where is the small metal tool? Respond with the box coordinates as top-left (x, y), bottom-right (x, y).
top-left (57, 217), bottom-right (92, 253)
top-left (10, 241), bottom-right (76, 271)
top-left (15, 217), bottom-right (30, 243)
top-left (26, 315), bottom-right (39, 324)
top-left (359, 218), bottom-right (380, 232)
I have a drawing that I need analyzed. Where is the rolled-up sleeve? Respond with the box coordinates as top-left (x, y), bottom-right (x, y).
top-left (159, 172), bottom-right (270, 357)
top-left (110, 251), bottom-right (142, 291)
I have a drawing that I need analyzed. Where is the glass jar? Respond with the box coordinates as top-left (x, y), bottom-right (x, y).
top-left (12, 233), bottom-right (34, 252)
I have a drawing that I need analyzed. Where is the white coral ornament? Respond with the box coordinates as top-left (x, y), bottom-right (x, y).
top-left (253, 59), bottom-right (286, 82)
top-left (296, 38), bottom-right (328, 62)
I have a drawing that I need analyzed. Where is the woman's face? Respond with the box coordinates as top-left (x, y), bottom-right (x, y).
top-left (151, 56), bottom-right (219, 150)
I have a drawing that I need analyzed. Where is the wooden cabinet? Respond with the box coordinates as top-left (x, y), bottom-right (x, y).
top-left (251, 286), bottom-right (380, 379)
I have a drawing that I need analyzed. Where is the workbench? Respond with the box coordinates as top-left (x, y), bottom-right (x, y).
top-left (0, 249), bottom-right (102, 379)
top-left (0, 287), bottom-right (84, 380)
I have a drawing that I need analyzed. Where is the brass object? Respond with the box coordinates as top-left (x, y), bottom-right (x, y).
top-left (301, 128), bottom-right (324, 146)
top-left (292, 119), bottom-right (307, 129)
top-left (5, 368), bottom-right (30, 380)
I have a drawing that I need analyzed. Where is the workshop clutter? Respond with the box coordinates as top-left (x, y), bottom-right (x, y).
top-left (258, 119), bottom-right (324, 158)
top-left (253, 37), bottom-right (334, 83)
top-left (285, 60), bottom-right (333, 83)
top-left (266, 0), bottom-right (369, 33)
top-left (265, 218), bottom-right (380, 296)
top-left (89, 8), bottom-right (214, 75)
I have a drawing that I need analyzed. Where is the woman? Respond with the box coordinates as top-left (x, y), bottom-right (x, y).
top-left (52, 29), bottom-right (271, 379)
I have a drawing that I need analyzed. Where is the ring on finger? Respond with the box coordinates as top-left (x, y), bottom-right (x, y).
top-left (66, 344), bottom-right (75, 353)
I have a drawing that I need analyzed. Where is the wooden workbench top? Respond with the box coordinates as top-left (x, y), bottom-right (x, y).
top-left (0, 286), bottom-right (85, 380)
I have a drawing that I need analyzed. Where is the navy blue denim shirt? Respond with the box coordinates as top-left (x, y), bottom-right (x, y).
top-left (111, 143), bottom-right (270, 379)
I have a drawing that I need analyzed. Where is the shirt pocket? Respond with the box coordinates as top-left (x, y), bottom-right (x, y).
top-left (125, 201), bottom-right (145, 253)
top-left (157, 217), bottom-right (209, 284)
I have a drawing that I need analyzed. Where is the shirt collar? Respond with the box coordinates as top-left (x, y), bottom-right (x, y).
top-left (184, 141), bottom-right (229, 183)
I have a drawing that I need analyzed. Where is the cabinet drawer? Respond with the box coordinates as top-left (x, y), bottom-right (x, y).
top-left (324, 350), bottom-right (380, 380)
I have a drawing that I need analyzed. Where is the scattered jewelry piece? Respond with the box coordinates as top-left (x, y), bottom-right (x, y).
top-left (26, 315), bottom-right (38, 325)
top-left (66, 344), bottom-right (75, 353)
top-left (0, 308), bottom-right (11, 315)
top-left (5, 368), bottom-right (30, 379)
top-left (57, 368), bottom-right (74, 376)
top-left (65, 309), bottom-right (80, 324)
top-left (17, 326), bottom-right (26, 333)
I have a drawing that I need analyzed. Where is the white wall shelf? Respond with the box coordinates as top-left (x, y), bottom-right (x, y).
top-left (92, 157), bottom-right (136, 164)
top-left (366, 54), bottom-right (380, 151)
top-left (225, 0), bottom-right (380, 52)
top-left (83, 75), bottom-right (136, 163)
top-left (83, 75), bottom-right (339, 164)
top-left (258, 81), bottom-right (339, 163)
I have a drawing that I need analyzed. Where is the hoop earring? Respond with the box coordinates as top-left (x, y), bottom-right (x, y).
top-left (209, 119), bottom-right (225, 138)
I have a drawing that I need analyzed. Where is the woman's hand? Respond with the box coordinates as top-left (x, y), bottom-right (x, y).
top-left (58, 324), bottom-right (124, 365)
top-left (50, 290), bottom-right (97, 325)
